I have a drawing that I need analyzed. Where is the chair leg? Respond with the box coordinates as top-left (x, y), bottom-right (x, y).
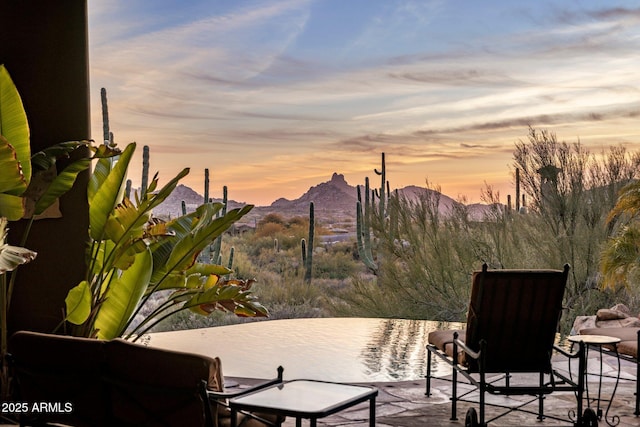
top-left (451, 339), bottom-right (459, 421)
top-left (635, 330), bottom-right (639, 416)
top-left (537, 372), bottom-right (544, 421)
top-left (478, 372), bottom-right (485, 426)
top-left (425, 347), bottom-right (432, 396)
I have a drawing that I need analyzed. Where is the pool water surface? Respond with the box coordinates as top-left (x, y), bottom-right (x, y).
top-left (148, 317), bottom-right (463, 382)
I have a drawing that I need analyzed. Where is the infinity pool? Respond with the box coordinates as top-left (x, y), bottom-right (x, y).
top-left (148, 317), bottom-right (463, 382)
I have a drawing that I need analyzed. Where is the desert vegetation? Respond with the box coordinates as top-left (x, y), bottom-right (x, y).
top-left (154, 127), bottom-right (640, 336)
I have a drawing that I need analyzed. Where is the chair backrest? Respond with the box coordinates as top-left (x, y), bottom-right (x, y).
top-left (464, 264), bottom-right (570, 373)
top-left (104, 338), bottom-right (222, 427)
top-left (9, 331), bottom-right (109, 427)
top-left (9, 331), bottom-right (223, 427)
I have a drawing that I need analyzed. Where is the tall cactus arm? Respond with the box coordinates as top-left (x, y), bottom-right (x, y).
top-left (356, 200), bottom-right (377, 273)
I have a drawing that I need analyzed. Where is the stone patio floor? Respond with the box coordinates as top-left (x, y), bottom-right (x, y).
top-left (252, 353), bottom-right (638, 427)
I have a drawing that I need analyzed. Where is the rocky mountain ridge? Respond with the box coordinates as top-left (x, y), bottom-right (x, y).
top-left (156, 172), bottom-right (499, 223)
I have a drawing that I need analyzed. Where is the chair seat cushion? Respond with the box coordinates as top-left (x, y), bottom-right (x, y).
top-left (428, 330), bottom-right (466, 360)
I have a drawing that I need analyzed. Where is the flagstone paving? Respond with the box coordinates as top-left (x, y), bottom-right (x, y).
top-left (272, 354), bottom-right (638, 426)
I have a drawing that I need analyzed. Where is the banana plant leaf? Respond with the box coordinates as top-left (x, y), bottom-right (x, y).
top-left (149, 203), bottom-right (232, 284)
top-left (149, 263), bottom-right (233, 293)
top-left (0, 194), bottom-right (24, 222)
top-left (30, 140), bottom-right (91, 172)
top-left (65, 280), bottom-right (92, 325)
top-left (104, 198), bottom-right (150, 244)
top-left (89, 143), bottom-right (135, 241)
top-left (93, 247), bottom-right (153, 340)
top-left (0, 136), bottom-right (26, 220)
top-left (0, 64), bottom-right (30, 189)
top-left (184, 282), bottom-right (268, 317)
top-left (31, 158), bottom-right (91, 216)
top-left (136, 167), bottom-right (189, 213)
top-left (0, 136), bottom-right (26, 194)
top-left (159, 204), bottom-right (253, 280)
top-left (149, 205), bottom-right (222, 283)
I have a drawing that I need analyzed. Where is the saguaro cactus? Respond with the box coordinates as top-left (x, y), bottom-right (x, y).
top-left (375, 152), bottom-right (386, 219)
top-left (101, 88), bottom-right (110, 144)
top-left (304, 202), bottom-right (315, 284)
top-left (211, 186), bottom-right (228, 262)
top-left (355, 153), bottom-right (390, 274)
top-left (141, 145), bottom-right (150, 194)
top-left (356, 185), bottom-right (377, 273)
top-left (125, 179), bottom-right (132, 200)
top-left (204, 168), bottom-right (210, 203)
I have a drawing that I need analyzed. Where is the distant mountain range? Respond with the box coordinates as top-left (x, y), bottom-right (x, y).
top-left (155, 172), bottom-right (499, 224)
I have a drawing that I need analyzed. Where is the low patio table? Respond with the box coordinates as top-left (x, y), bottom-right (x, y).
top-left (568, 334), bottom-right (622, 427)
top-left (228, 379), bottom-right (378, 427)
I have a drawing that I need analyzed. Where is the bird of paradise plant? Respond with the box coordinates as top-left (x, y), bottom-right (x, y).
top-left (0, 62), bottom-right (266, 400)
top-left (0, 64), bottom-right (107, 398)
top-left (64, 141), bottom-right (267, 340)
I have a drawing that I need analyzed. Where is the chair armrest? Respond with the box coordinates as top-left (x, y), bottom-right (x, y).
top-left (207, 366), bottom-right (284, 401)
top-left (553, 343), bottom-right (582, 359)
top-left (454, 337), bottom-right (481, 360)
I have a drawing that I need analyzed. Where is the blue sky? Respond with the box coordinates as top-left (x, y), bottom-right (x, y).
top-left (88, 1), bottom-right (640, 206)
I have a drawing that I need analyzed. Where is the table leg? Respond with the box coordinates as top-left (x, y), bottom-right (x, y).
top-left (296, 417), bottom-right (303, 427)
top-left (309, 418), bottom-right (315, 427)
top-left (603, 348), bottom-right (621, 427)
top-left (370, 396), bottom-right (376, 427)
top-left (230, 408), bottom-right (237, 427)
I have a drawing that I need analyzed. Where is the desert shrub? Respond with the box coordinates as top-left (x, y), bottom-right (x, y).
top-left (255, 221), bottom-right (285, 238)
top-left (338, 129), bottom-right (640, 334)
top-left (312, 249), bottom-right (359, 280)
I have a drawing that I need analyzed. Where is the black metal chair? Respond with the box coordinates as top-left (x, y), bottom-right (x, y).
top-left (425, 264), bottom-right (594, 426)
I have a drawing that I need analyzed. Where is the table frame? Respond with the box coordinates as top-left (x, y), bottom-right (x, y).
top-left (568, 334), bottom-right (622, 427)
top-left (228, 379), bottom-right (378, 427)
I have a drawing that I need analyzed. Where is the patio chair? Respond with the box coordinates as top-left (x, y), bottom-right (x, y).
top-left (425, 264), bottom-right (594, 426)
top-left (7, 331), bottom-right (284, 427)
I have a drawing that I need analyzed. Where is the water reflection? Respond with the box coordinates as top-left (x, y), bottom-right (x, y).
top-left (361, 319), bottom-right (464, 380)
top-left (149, 317), bottom-right (465, 382)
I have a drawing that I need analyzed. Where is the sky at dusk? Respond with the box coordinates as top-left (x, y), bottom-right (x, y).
top-left (88, 1), bottom-right (640, 206)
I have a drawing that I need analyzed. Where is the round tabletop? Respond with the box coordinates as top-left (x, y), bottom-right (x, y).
top-left (567, 334), bottom-right (621, 345)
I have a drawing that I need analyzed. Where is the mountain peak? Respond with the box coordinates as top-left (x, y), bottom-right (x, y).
top-left (331, 172), bottom-right (346, 183)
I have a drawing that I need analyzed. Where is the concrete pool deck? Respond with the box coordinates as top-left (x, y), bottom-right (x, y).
top-left (229, 353), bottom-right (638, 426)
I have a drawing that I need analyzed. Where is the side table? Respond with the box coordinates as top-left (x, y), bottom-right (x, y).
top-left (228, 379), bottom-right (378, 427)
top-left (568, 334), bottom-right (621, 427)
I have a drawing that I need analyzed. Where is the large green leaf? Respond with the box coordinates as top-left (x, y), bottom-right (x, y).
top-left (0, 194), bottom-right (24, 221)
top-left (103, 167), bottom-right (189, 265)
top-left (104, 197), bottom-right (150, 244)
top-left (184, 283), bottom-right (268, 317)
top-left (138, 167), bottom-right (189, 213)
top-left (149, 203), bottom-right (225, 284)
top-left (0, 64), bottom-right (30, 189)
top-left (94, 247), bottom-right (153, 340)
top-left (65, 280), bottom-right (92, 325)
top-left (89, 143), bottom-right (136, 241)
top-left (150, 263), bottom-right (232, 292)
top-left (30, 140), bottom-right (90, 172)
top-left (0, 135), bottom-right (27, 199)
top-left (32, 158), bottom-right (91, 216)
top-left (155, 205), bottom-right (252, 282)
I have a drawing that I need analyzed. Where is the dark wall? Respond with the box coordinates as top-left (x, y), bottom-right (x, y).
top-left (0, 1), bottom-right (91, 333)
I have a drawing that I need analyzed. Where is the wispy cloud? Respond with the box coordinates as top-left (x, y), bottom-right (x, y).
top-left (88, 1), bottom-right (640, 205)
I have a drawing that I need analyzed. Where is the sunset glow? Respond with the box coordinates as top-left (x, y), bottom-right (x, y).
top-left (88, 1), bottom-right (640, 206)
